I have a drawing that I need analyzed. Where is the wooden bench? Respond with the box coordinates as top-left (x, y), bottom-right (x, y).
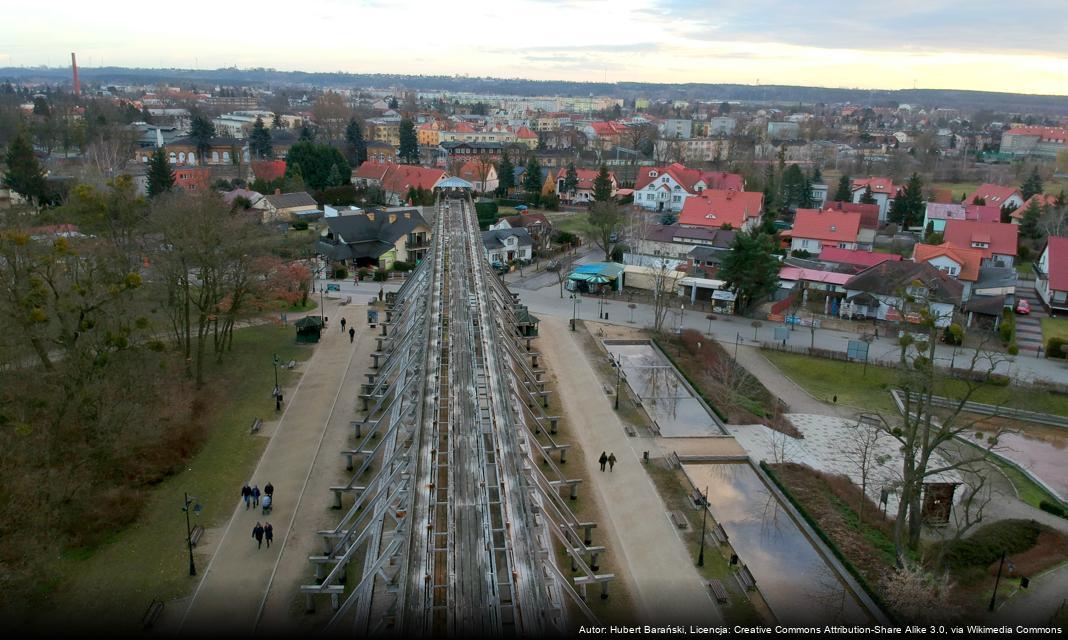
top-left (735, 565), bottom-right (757, 591)
top-left (249, 418), bottom-right (263, 434)
top-left (286, 359), bottom-right (296, 369)
top-left (602, 383), bottom-right (613, 395)
top-left (623, 425), bottom-right (637, 437)
top-left (189, 524), bottom-right (205, 547)
top-left (707, 579), bottom-right (729, 604)
top-left (669, 510), bottom-right (689, 530)
top-left (142, 598), bottom-right (165, 629)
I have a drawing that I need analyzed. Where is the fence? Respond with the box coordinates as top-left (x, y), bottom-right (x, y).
top-left (898, 390), bottom-right (1068, 430)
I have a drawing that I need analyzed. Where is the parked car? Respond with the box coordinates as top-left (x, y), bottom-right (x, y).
top-left (1015, 299), bottom-right (1031, 315)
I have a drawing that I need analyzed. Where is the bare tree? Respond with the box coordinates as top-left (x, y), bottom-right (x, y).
top-left (842, 415), bottom-right (890, 521)
top-left (880, 561), bottom-right (960, 623)
top-left (586, 201), bottom-right (627, 261)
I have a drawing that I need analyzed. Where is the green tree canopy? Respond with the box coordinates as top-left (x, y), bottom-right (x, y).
top-left (1021, 165), bottom-right (1044, 200)
top-left (398, 118), bottom-right (419, 164)
top-left (859, 186), bottom-right (877, 205)
top-left (345, 118), bottom-right (367, 167)
top-left (146, 147), bottom-right (175, 198)
top-left (522, 155), bottom-right (542, 196)
top-left (249, 116), bottom-right (273, 159)
top-left (189, 115), bottom-right (216, 162)
top-left (285, 142), bottom-right (350, 191)
top-left (496, 150), bottom-right (515, 196)
top-left (592, 164), bottom-right (613, 202)
top-left (833, 174), bottom-right (852, 202)
top-left (2, 131), bottom-right (49, 204)
top-left (1019, 197), bottom-right (1044, 240)
top-left (563, 162), bottom-right (579, 195)
top-left (718, 231), bottom-right (782, 311)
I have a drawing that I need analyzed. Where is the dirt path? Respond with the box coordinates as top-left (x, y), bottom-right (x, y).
top-left (177, 299), bottom-right (365, 635)
top-left (537, 317), bottom-right (723, 625)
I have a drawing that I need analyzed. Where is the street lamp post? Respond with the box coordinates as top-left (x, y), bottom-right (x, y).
top-left (989, 550), bottom-right (1007, 611)
top-left (697, 486), bottom-right (709, 567)
top-left (734, 332), bottom-right (742, 361)
top-left (613, 354), bottom-right (623, 410)
top-left (570, 293), bottom-right (582, 331)
top-left (182, 492), bottom-right (201, 576)
top-left (273, 353), bottom-right (280, 394)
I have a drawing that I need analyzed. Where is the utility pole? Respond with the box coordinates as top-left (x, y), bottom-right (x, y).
top-left (182, 493), bottom-right (200, 576)
top-left (989, 551), bottom-right (1007, 612)
top-left (697, 486), bottom-right (709, 567)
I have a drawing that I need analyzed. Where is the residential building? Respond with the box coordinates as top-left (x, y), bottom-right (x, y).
top-left (173, 166), bottom-right (212, 192)
top-left (482, 228), bottom-right (533, 265)
top-left (263, 191), bottom-right (319, 223)
top-left (1035, 236), bottom-right (1068, 313)
top-left (581, 121), bottom-right (630, 150)
top-left (1000, 126), bottom-right (1068, 159)
top-left (436, 141), bottom-right (505, 165)
top-left (1009, 194), bottom-right (1058, 224)
top-left (708, 117), bottom-right (736, 135)
top-left (317, 207), bottom-right (432, 269)
top-left (365, 141), bottom-right (398, 164)
top-left (632, 163), bottom-right (744, 213)
top-left (810, 182), bottom-right (828, 209)
top-left (817, 247), bottom-right (901, 272)
top-left (850, 177), bottom-right (898, 222)
top-left (627, 224), bottom-right (735, 265)
top-left (654, 137), bottom-right (731, 163)
top-left (822, 201), bottom-right (880, 230)
top-left (913, 242), bottom-right (984, 300)
top-left (367, 119), bottom-right (402, 146)
top-left (661, 119), bottom-right (693, 139)
top-left (923, 203), bottom-right (1002, 232)
top-left (554, 167), bottom-right (617, 203)
top-left (456, 161), bottom-right (499, 193)
top-left (789, 209), bottom-right (863, 255)
top-left (843, 261), bottom-right (963, 327)
top-left (212, 111), bottom-right (275, 138)
top-left (489, 212), bottom-right (553, 251)
top-left (943, 220), bottom-right (1019, 268)
top-left (767, 121), bottom-right (801, 139)
top-left (514, 126), bottom-right (539, 150)
top-left (350, 162), bottom-right (446, 204)
top-left (677, 190), bottom-right (763, 231)
top-left (969, 183), bottom-right (1024, 211)
top-left (134, 138), bottom-right (249, 166)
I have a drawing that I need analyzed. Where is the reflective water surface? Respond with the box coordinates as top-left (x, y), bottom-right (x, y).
top-left (968, 424), bottom-right (1068, 502)
top-left (683, 463), bottom-right (871, 625)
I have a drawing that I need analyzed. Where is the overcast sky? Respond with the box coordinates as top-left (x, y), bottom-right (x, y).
top-left (2, 0), bottom-right (1067, 95)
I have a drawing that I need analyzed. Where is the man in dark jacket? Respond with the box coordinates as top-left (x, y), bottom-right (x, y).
top-left (241, 485), bottom-right (252, 509)
top-left (252, 523), bottom-right (265, 549)
top-left (598, 451), bottom-right (608, 472)
top-left (264, 523), bottom-right (274, 548)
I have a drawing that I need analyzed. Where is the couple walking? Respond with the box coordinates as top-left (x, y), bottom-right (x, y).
top-left (598, 451), bottom-right (617, 472)
top-left (241, 482), bottom-right (275, 511)
top-left (252, 522), bottom-right (274, 549)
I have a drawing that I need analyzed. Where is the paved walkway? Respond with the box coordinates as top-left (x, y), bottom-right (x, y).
top-left (732, 344), bottom-right (848, 418)
top-left (537, 317), bottom-right (723, 625)
top-left (989, 562), bottom-right (1068, 624)
top-left (178, 299), bottom-right (364, 636)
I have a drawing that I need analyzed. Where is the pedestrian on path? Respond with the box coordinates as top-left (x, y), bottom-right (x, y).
top-left (252, 523), bottom-right (264, 549)
top-left (264, 523), bottom-right (274, 548)
top-left (241, 485), bottom-right (252, 509)
top-left (349, 327), bottom-right (356, 343)
top-left (378, 287), bottom-right (384, 302)
top-left (608, 453), bottom-right (617, 472)
top-left (264, 482), bottom-right (274, 499)
top-left (251, 485), bottom-right (261, 507)
top-left (281, 311), bottom-right (288, 326)
top-left (261, 494), bottom-right (272, 515)
top-left (598, 451), bottom-right (608, 472)
top-left (340, 317), bottom-right (347, 334)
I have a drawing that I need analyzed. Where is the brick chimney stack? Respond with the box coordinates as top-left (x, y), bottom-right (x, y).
top-left (71, 52), bottom-right (80, 96)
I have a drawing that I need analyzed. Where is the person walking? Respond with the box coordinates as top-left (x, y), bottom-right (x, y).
top-left (598, 451), bottom-right (608, 472)
top-left (264, 523), bottom-right (274, 548)
top-left (251, 485), bottom-right (261, 508)
top-left (252, 523), bottom-right (264, 549)
top-left (261, 494), bottom-right (272, 515)
top-left (264, 482), bottom-right (274, 500)
top-left (349, 327), bottom-right (355, 343)
top-left (607, 452), bottom-right (617, 472)
top-left (340, 317), bottom-right (347, 334)
top-left (241, 485), bottom-right (252, 510)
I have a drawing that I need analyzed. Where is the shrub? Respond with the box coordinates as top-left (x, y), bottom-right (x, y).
top-left (291, 220), bottom-right (309, 231)
top-left (541, 193), bottom-right (560, 211)
top-left (357, 268), bottom-right (370, 281)
top-left (790, 249), bottom-right (812, 258)
top-left (1007, 343), bottom-right (1019, 356)
top-left (333, 267), bottom-right (348, 280)
top-left (999, 310), bottom-right (1015, 344)
top-left (1018, 245), bottom-right (1032, 261)
top-left (942, 323), bottom-right (963, 346)
top-left (373, 270), bottom-right (388, 282)
top-left (392, 261), bottom-right (414, 272)
top-left (940, 519), bottom-right (1046, 570)
top-left (553, 230), bottom-right (579, 246)
top-left (1039, 501), bottom-right (1066, 518)
top-left (1046, 337), bottom-right (1068, 359)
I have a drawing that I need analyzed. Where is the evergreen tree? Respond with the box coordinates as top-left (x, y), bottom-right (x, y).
top-left (299, 125), bottom-right (314, 141)
top-left (899, 173), bottom-right (925, 228)
top-left (833, 174), bottom-right (852, 202)
top-left (888, 193), bottom-right (910, 226)
top-left (719, 231), bottom-right (782, 311)
top-left (326, 163), bottom-right (343, 188)
top-left (1019, 197), bottom-right (1043, 240)
top-left (1021, 165), bottom-right (1044, 200)
top-left (1, 132), bottom-right (48, 204)
top-left (1056, 190), bottom-right (1066, 208)
top-left (345, 118), bottom-right (367, 166)
top-left (146, 147), bottom-right (175, 198)
top-left (285, 142), bottom-right (350, 191)
top-left (859, 186), bottom-right (876, 205)
top-left (398, 118), bottom-right (419, 164)
top-left (522, 155), bottom-right (542, 196)
top-left (811, 165), bottom-right (823, 183)
top-left (496, 150), bottom-right (515, 196)
top-left (563, 162), bottom-right (579, 197)
top-left (272, 113), bottom-right (285, 129)
top-left (388, 96), bottom-right (399, 110)
top-left (249, 116), bottom-right (273, 159)
top-left (592, 165), bottom-right (614, 202)
top-left (189, 115), bottom-right (216, 164)
top-left (285, 162), bottom-right (305, 192)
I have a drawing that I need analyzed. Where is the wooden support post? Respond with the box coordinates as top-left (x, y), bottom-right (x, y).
top-left (352, 421), bottom-right (362, 438)
top-left (600, 580), bottom-right (609, 600)
top-left (332, 489), bottom-right (342, 509)
top-left (569, 482), bottom-right (578, 501)
top-left (583, 524), bottom-right (593, 545)
top-left (371, 354), bottom-right (381, 369)
top-left (559, 448), bottom-right (567, 464)
top-left (550, 418), bottom-right (559, 435)
top-left (590, 552), bottom-right (600, 572)
top-left (344, 452), bottom-right (354, 471)
top-left (380, 322), bottom-right (388, 336)
top-left (331, 592), bottom-right (340, 610)
top-left (305, 593), bottom-right (315, 614)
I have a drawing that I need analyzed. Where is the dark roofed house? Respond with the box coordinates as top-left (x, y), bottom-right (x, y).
top-left (317, 207), bottom-right (431, 269)
top-left (482, 228), bottom-right (533, 266)
top-left (844, 261), bottom-right (963, 327)
top-left (263, 191), bottom-right (319, 223)
top-left (489, 212), bottom-right (553, 250)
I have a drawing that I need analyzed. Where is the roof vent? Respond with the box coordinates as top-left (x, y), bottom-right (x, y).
top-left (830, 225), bottom-right (837, 232)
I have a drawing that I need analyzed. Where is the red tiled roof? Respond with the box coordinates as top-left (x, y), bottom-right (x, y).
top-left (822, 201), bottom-right (879, 230)
top-left (1004, 126), bottom-right (1068, 143)
top-left (554, 167), bottom-right (615, 191)
top-left (381, 164), bottom-right (446, 194)
top-left (913, 242), bottom-right (982, 282)
top-left (452, 122), bottom-right (476, 133)
top-left (1046, 236), bottom-right (1068, 292)
top-left (778, 267), bottom-right (854, 286)
top-left (515, 126), bottom-right (537, 139)
top-left (588, 121), bottom-right (628, 137)
top-left (353, 161), bottom-right (392, 181)
top-left (818, 247), bottom-right (901, 268)
top-left (943, 220), bottom-right (1018, 260)
top-left (971, 183), bottom-right (1021, 206)
top-left (851, 177), bottom-right (897, 196)
top-left (1010, 194), bottom-right (1057, 220)
top-left (791, 208), bottom-right (862, 243)
top-left (677, 190), bottom-right (763, 229)
top-left (966, 204), bottom-right (1003, 223)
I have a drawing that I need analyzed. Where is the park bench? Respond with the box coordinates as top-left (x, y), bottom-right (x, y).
top-left (250, 417), bottom-right (263, 434)
top-left (189, 524), bottom-right (205, 547)
top-left (602, 383), bottom-right (613, 395)
top-left (735, 565), bottom-right (757, 591)
top-left (669, 510), bottom-right (689, 530)
top-left (142, 598), bottom-right (165, 629)
top-left (623, 425), bottom-right (637, 437)
top-left (707, 579), bottom-right (729, 604)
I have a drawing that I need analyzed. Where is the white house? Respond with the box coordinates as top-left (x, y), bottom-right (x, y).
top-left (1036, 236), bottom-right (1068, 314)
top-left (481, 228), bottom-right (533, 265)
top-left (850, 177), bottom-right (898, 222)
top-left (631, 163), bottom-right (743, 213)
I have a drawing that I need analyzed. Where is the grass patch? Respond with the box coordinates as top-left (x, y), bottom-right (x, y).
top-left (1041, 317), bottom-right (1068, 344)
top-left (761, 349), bottom-right (1068, 417)
top-left (548, 211), bottom-right (593, 237)
top-left (45, 324), bottom-right (314, 624)
top-left (1015, 261), bottom-right (1034, 278)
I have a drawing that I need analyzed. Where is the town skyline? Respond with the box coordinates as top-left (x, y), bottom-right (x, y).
top-left (3, 0), bottom-right (1067, 96)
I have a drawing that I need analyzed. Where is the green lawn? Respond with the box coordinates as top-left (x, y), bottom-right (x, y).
top-left (762, 350), bottom-right (1068, 417)
top-left (1015, 261), bottom-right (1034, 278)
top-left (548, 211), bottom-right (592, 236)
top-left (1042, 317), bottom-right (1068, 344)
top-left (47, 324), bottom-right (315, 623)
